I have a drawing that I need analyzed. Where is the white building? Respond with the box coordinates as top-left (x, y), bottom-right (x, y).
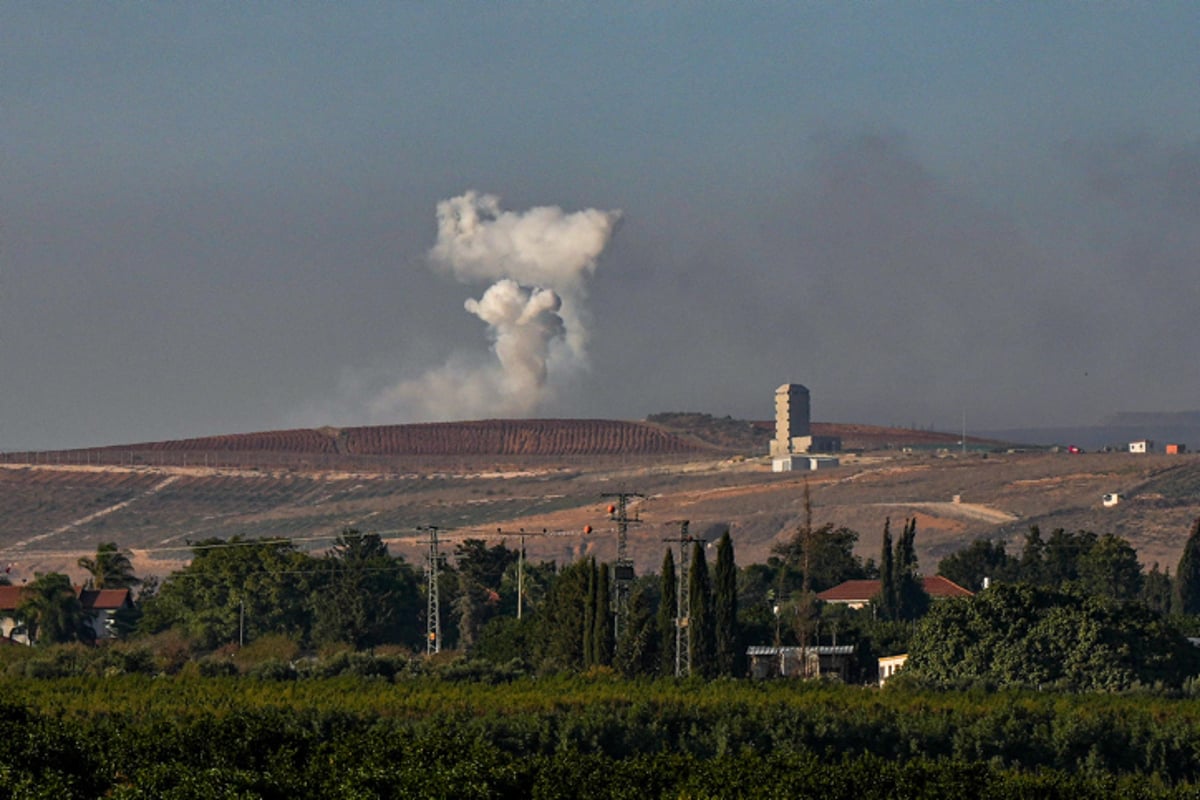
top-left (879, 654), bottom-right (908, 686)
top-left (772, 455), bottom-right (839, 472)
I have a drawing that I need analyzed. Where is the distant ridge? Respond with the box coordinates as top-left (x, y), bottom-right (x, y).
top-left (17, 419), bottom-right (712, 460)
top-left (4, 417), bottom-right (1015, 468)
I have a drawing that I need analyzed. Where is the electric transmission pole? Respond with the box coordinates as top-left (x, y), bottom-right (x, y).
top-left (663, 519), bottom-right (705, 678)
top-left (419, 525), bottom-right (443, 654)
top-left (602, 490), bottom-right (643, 642)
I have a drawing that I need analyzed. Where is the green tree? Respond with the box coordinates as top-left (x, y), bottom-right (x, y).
top-left (688, 541), bottom-right (715, 677)
top-left (1142, 563), bottom-right (1173, 616)
top-left (455, 539), bottom-right (518, 594)
top-left (1043, 528), bottom-right (1096, 586)
top-left (657, 550), bottom-right (677, 676)
top-left (937, 538), bottom-right (1018, 592)
top-left (735, 562), bottom-right (778, 651)
top-left (138, 537), bottom-right (315, 649)
top-left (77, 542), bottom-right (139, 589)
top-left (876, 519), bottom-right (895, 619)
top-left (17, 572), bottom-right (86, 645)
top-left (893, 518), bottom-right (929, 621)
top-left (714, 530), bottom-right (739, 676)
top-left (1019, 525), bottom-right (1048, 585)
top-left (908, 582), bottom-right (1200, 691)
top-left (1175, 518), bottom-right (1200, 615)
top-left (311, 529), bottom-right (421, 650)
top-left (772, 524), bottom-right (869, 593)
top-left (583, 558), bottom-right (597, 666)
top-left (453, 538), bottom-right (517, 650)
top-left (1077, 533), bottom-right (1143, 601)
top-left (614, 578), bottom-right (659, 677)
top-left (535, 559), bottom-right (591, 670)
top-left (593, 562), bottom-right (614, 666)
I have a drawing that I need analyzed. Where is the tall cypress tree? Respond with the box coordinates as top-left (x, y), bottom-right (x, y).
top-left (894, 518), bottom-right (929, 620)
top-left (877, 519), bottom-right (895, 620)
top-left (583, 557), bottom-right (597, 666)
top-left (615, 581), bottom-right (657, 677)
top-left (1020, 525), bottom-right (1047, 585)
top-left (657, 550), bottom-right (677, 676)
top-left (536, 559), bottom-right (591, 670)
top-left (594, 562), bottom-right (614, 666)
top-left (688, 541), bottom-right (715, 677)
top-left (1175, 518), bottom-right (1200, 615)
top-left (714, 530), bottom-right (739, 677)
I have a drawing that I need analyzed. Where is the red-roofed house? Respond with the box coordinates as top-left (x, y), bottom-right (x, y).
top-left (0, 584), bottom-right (134, 644)
top-left (816, 575), bottom-right (972, 609)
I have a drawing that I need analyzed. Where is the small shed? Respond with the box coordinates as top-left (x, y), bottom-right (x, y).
top-left (1129, 440), bottom-right (1155, 454)
top-left (746, 645), bottom-right (855, 680)
top-left (1166, 443), bottom-right (1187, 455)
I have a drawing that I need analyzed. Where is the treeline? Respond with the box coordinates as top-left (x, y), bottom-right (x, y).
top-left (907, 518), bottom-right (1200, 691)
top-left (11, 518), bottom-right (909, 680)
top-left (14, 517), bottom-right (1200, 691)
top-left (6, 676), bottom-right (1200, 797)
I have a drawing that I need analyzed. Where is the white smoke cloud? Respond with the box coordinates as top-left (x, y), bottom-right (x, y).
top-left (370, 191), bottom-right (621, 421)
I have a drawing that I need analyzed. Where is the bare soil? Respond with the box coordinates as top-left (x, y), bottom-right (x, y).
top-left (1, 421), bottom-right (1196, 584)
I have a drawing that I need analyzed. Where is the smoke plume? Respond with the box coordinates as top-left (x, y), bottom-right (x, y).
top-left (371, 191), bottom-right (620, 421)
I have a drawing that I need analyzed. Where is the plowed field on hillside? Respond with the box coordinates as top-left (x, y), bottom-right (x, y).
top-left (4, 419), bottom-right (1196, 586)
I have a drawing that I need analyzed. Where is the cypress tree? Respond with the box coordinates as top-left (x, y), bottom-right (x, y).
top-left (657, 549), bottom-right (677, 676)
top-left (583, 557), bottom-right (597, 666)
top-left (1175, 517), bottom-right (1200, 615)
top-left (594, 562), bottom-right (614, 666)
top-left (714, 530), bottom-right (739, 677)
top-left (1020, 525), bottom-right (1047, 585)
top-left (688, 541), bottom-right (715, 677)
top-left (894, 518), bottom-right (929, 620)
top-left (536, 560), bottom-right (590, 670)
top-left (614, 581), bottom-right (657, 677)
top-left (877, 519), bottom-right (895, 620)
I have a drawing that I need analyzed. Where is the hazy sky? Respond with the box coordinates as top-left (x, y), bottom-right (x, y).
top-left (4, 4), bottom-right (1199, 450)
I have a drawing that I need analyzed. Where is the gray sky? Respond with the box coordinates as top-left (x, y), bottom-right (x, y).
top-left (3, 4), bottom-right (1199, 450)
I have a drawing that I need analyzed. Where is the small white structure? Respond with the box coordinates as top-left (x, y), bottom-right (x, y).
top-left (1103, 492), bottom-right (1122, 507)
top-left (1129, 440), bottom-right (1154, 454)
top-left (879, 653), bottom-right (908, 686)
top-left (772, 455), bottom-right (839, 472)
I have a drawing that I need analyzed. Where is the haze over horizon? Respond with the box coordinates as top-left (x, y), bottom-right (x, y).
top-left (4, 6), bottom-right (1198, 450)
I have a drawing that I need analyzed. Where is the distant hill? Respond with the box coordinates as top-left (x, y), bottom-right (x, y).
top-left (1, 421), bottom-right (1196, 589)
top-left (4, 416), bottom-right (1012, 469)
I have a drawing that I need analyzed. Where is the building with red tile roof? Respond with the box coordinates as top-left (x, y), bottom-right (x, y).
top-left (816, 575), bottom-right (972, 609)
top-left (0, 584), bottom-right (133, 644)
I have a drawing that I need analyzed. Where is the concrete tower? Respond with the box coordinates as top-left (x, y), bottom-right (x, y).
top-left (770, 383), bottom-right (812, 457)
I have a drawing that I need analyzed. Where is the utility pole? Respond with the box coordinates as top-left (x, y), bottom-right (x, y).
top-left (602, 490), bottom-right (643, 643)
top-left (663, 520), bottom-right (705, 678)
top-left (418, 525), bottom-right (443, 655)
top-left (495, 527), bottom-right (541, 620)
top-left (800, 480), bottom-right (815, 677)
